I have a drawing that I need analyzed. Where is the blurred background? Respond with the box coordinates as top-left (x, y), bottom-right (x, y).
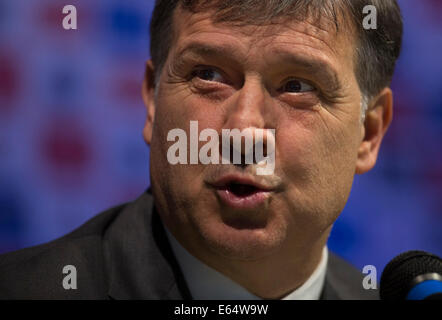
top-left (0, 0), bottom-right (441, 279)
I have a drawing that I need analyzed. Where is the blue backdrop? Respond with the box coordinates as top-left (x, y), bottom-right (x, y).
top-left (0, 0), bottom-right (441, 279)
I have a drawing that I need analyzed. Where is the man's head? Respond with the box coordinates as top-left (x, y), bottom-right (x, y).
top-left (141, 0), bottom-right (402, 296)
top-left (150, 0), bottom-right (402, 107)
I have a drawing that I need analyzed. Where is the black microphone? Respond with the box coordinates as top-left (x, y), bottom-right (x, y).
top-left (380, 250), bottom-right (442, 300)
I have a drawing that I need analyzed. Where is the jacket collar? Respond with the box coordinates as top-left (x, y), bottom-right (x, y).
top-left (104, 189), bottom-right (192, 300)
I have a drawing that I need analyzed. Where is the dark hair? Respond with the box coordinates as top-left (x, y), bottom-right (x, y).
top-left (150, 0), bottom-right (403, 101)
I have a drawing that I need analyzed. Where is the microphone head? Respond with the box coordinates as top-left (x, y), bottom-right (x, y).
top-left (380, 250), bottom-right (442, 300)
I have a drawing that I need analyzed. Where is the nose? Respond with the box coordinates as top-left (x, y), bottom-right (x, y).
top-left (223, 77), bottom-right (268, 130)
top-left (220, 77), bottom-right (271, 167)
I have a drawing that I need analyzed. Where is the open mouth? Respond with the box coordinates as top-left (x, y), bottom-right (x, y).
top-left (224, 182), bottom-right (262, 197)
top-left (214, 180), bottom-right (272, 210)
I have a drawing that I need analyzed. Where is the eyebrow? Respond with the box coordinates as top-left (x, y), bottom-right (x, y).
top-left (268, 49), bottom-right (341, 90)
top-left (175, 42), bottom-right (244, 67)
top-left (175, 42), bottom-right (341, 90)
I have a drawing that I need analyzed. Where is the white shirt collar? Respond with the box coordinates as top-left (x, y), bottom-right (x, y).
top-left (165, 227), bottom-right (328, 300)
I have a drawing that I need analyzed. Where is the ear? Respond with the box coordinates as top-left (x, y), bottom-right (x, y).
top-left (142, 60), bottom-right (157, 146)
top-left (355, 87), bottom-right (393, 174)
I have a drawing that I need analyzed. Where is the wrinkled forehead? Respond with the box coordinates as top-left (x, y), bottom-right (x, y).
top-left (169, 4), bottom-right (356, 65)
top-left (176, 0), bottom-right (352, 29)
top-left (171, 1), bottom-right (355, 53)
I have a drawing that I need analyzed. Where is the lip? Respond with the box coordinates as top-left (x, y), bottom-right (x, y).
top-left (210, 174), bottom-right (276, 191)
top-left (216, 188), bottom-right (271, 210)
top-left (209, 174), bottom-right (275, 210)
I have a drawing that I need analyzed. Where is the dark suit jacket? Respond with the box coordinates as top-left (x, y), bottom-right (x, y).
top-left (0, 189), bottom-right (378, 300)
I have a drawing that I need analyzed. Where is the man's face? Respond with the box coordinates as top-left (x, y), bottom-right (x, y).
top-left (145, 8), bottom-right (366, 261)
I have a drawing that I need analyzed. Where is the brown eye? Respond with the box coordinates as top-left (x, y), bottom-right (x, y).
top-left (282, 79), bottom-right (315, 93)
top-left (192, 68), bottom-right (225, 83)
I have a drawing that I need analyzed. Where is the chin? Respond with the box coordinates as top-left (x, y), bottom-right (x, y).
top-left (195, 215), bottom-right (288, 261)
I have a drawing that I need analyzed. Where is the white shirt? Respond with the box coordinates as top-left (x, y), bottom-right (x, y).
top-left (165, 227), bottom-right (328, 300)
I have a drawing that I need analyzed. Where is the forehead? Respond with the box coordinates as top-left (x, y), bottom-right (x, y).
top-left (169, 5), bottom-right (356, 69)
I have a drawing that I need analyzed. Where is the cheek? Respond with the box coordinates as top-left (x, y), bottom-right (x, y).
top-left (151, 84), bottom-right (201, 158)
top-left (155, 85), bottom-right (224, 131)
top-left (149, 87), bottom-right (222, 195)
top-left (149, 89), bottom-right (192, 194)
top-left (276, 112), bottom-right (360, 214)
top-left (276, 123), bottom-right (321, 188)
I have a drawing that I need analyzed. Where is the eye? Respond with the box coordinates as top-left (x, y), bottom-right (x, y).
top-left (191, 67), bottom-right (226, 83)
top-left (280, 79), bottom-right (315, 93)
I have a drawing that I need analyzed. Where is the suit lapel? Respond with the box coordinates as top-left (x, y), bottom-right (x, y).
top-left (320, 275), bottom-right (342, 300)
top-left (104, 190), bottom-right (191, 299)
top-left (321, 252), bottom-right (379, 300)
